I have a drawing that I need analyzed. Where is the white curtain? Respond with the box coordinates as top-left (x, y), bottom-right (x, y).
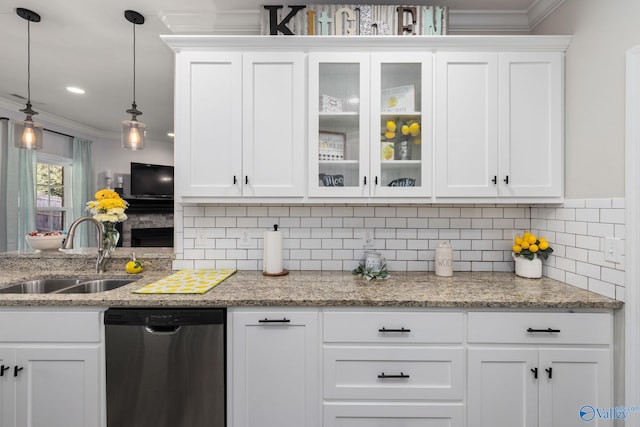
top-left (1, 119), bottom-right (37, 251)
top-left (71, 137), bottom-right (94, 247)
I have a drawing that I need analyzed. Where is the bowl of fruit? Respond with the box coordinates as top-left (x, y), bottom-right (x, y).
top-left (26, 232), bottom-right (66, 251)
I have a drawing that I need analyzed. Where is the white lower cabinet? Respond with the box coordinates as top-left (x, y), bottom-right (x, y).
top-left (323, 310), bottom-right (465, 427)
top-left (0, 309), bottom-right (102, 427)
top-left (467, 312), bottom-right (612, 427)
top-left (228, 308), bottom-right (614, 427)
top-left (229, 308), bottom-right (319, 427)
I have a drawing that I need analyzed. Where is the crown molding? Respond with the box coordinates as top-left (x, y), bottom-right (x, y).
top-left (160, 1), bottom-right (565, 35)
top-left (0, 97), bottom-right (120, 141)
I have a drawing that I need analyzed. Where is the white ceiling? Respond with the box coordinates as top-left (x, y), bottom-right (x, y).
top-left (0, 0), bottom-right (563, 144)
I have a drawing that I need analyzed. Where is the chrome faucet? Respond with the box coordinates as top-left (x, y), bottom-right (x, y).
top-left (62, 217), bottom-right (109, 273)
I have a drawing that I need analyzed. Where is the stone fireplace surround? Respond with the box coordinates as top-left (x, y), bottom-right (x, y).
top-left (119, 198), bottom-right (174, 247)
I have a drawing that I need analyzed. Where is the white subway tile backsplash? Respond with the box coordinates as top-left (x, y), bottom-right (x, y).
top-left (174, 198), bottom-right (625, 301)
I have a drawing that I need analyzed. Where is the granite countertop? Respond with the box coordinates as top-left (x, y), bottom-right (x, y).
top-left (0, 270), bottom-right (623, 309)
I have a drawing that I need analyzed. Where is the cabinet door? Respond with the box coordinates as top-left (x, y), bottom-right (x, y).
top-left (175, 52), bottom-right (243, 198)
top-left (498, 52), bottom-right (563, 197)
top-left (468, 348), bottom-right (538, 427)
top-left (538, 348), bottom-right (611, 427)
top-left (15, 346), bottom-right (101, 427)
top-left (324, 403), bottom-right (464, 427)
top-left (231, 310), bottom-right (319, 427)
top-left (243, 53), bottom-right (305, 197)
top-left (309, 53), bottom-right (370, 197)
top-left (0, 348), bottom-right (15, 427)
top-left (435, 53), bottom-right (498, 197)
top-left (371, 53), bottom-right (433, 197)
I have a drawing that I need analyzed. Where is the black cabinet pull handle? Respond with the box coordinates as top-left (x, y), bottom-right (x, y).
top-left (491, 175), bottom-right (497, 184)
top-left (0, 365), bottom-right (9, 377)
top-left (14, 366), bottom-right (23, 377)
top-left (531, 367), bottom-right (538, 379)
top-left (258, 318), bottom-right (290, 323)
top-left (233, 175), bottom-right (237, 184)
top-left (379, 327), bottom-right (411, 333)
top-left (245, 176), bottom-right (249, 185)
top-left (378, 372), bottom-right (410, 379)
top-left (363, 176), bottom-right (367, 185)
top-left (545, 367), bottom-right (553, 379)
top-left (504, 175), bottom-right (509, 184)
top-left (527, 328), bottom-right (561, 333)
top-left (375, 176), bottom-right (378, 185)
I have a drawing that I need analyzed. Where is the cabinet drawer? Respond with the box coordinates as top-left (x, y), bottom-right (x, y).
top-left (468, 312), bottom-right (612, 345)
top-left (0, 310), bottom-right (101, 343)
top-left (324, 403), bottom-right (464, 427)
top-left (324, 311), bottom-right (464, 344)
top-left (324, 346), bottom-right (464, 400)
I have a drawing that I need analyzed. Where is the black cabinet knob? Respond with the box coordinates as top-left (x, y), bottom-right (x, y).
top-left (14, 366), bottom-right (23, 377)
top-left (0, 365), bottom-right (9, 377)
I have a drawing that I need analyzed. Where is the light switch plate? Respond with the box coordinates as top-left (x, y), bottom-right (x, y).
top-left (604, 237), bottom-right (623, 263)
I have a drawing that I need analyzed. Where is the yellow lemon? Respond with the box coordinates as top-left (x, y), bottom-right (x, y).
top-left (125, 260), bottom-right (143, 274)
top-left (401, 125), bottom-right (410, 135)
top-left (539, 237), bottom-right (547, 244)
top-left (521, 241), bottom-right (530, 250)
top-left (386, 121), bottom-right (396, 132)
top-left (512, 245), bottom-right (522, 253)
top-left (523, 232), bottom-right (531, 239)
top-left (529, 244), bottom-right (539, 253)
top-left (409, 122), bottom-right (420, 136)
top-left (514, 237), bottom-right (523, 245)
top-left (384, 131), bottom-right (395, 140)
top-left (527, 235), bottom-right (537, 244)
top-left (539, 241), bottom-right (549, 250)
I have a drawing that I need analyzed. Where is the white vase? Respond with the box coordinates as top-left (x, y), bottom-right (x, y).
top-left (512, 253), bottom-right (542, 278)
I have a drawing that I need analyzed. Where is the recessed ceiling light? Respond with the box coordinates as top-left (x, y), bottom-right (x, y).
top-left (66, 86), bottom-right (85, 94)
top-left (167, 132), bottom-right (175, 137)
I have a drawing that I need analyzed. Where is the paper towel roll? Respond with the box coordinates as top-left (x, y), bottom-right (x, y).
top-left (263, 227), bottom-right (283, 274)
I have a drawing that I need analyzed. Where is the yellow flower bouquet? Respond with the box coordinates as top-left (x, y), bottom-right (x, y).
top-left (512, 232), bottom-right (553, 260)
top-left (86, 189), bottom-right (128, 223)
top-left (86, 189), bottom-right (128, 253)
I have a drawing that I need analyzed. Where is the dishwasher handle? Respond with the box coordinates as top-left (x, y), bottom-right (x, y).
top-left (145, 325), bottom-right (181, 334)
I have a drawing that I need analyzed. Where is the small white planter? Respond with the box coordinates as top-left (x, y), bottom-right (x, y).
top-left (512, 253), bottom-right (542, 278)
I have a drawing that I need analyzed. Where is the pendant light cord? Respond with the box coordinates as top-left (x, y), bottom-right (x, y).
top-left (132, 21), bottom-right (136, 105)
top-left (26, 20), bottom-right (31, 104)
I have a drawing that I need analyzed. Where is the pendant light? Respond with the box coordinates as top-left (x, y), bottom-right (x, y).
top-left (122, 10), bottom-right (146, 150)
top-left (15, 7), bottom-right (43, 150)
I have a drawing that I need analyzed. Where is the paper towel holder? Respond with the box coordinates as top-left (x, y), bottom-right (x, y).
top-left (262, 224), bottom-right (289, 277)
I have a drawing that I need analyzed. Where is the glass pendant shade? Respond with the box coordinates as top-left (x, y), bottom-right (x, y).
top-left (122, 118), bottom-right (146, 150)
top-left (14, 118), bottom-right (43, 150)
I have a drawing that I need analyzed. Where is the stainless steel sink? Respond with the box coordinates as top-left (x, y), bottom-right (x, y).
top-left (58, 279), bottom-right (133, 294)
top-left (0, 277), bottom-right (134, 294)
top-left (0, 278), bottom-right (84, 294)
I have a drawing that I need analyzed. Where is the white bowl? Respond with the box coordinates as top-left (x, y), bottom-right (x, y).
top-left (26, 234), bottom-right (66, 251)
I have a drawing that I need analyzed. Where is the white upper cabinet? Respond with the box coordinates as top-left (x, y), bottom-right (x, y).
top-left (164, 36), bottom-right (569, 203)
top-left (436, 51), bottom-right (563, 199)
top-left (309, 52), bottom-right (433, 199)
top-left (174, 51), bottom-right (305, 200)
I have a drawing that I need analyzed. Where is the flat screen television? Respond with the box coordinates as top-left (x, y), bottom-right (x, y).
top-left (130, 162), bottom-right (174, 198)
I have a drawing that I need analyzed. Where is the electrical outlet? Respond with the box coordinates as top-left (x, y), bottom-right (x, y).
top-left (239, 229), bottom-right (252, 248)
top-left (604, 237), bottom-right (623, 263)
top-left (362, 231), bottom-right (374, 247)
top-left (195, 229), bottom-right (208, 248)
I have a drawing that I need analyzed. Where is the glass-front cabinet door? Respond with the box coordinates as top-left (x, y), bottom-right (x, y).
top-left (309, 53), bottom-right (370, 197)
top-left (371, 53), bottom-right (432, 197)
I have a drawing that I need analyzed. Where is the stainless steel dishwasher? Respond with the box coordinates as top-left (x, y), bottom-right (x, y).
top-left (104, 308), bottom-right (225, 427)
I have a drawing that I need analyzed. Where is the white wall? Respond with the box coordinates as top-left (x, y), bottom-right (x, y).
top-left (534, 0), bottom-right (640, 198)
top-left (91, 137), bottom-right (173, 194)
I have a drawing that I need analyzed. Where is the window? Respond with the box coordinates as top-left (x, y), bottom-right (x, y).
top-left (36, 155), bottom-right (72, 232)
